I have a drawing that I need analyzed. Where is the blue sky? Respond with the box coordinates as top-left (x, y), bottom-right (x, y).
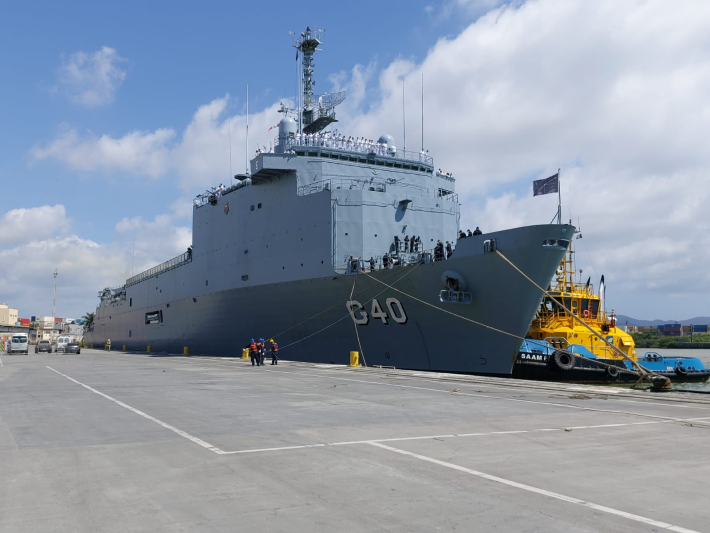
top-left (1, 0), bottom-right (465, 244)
top-left (1, 0), bottom-right (709, 321)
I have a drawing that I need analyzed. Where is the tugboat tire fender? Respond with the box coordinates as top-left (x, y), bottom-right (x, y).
top-left (606, 366), bottom-right (620, 379)
top-left (550, 350), bottom-right (575, 371)
top-left (675, 365), bottom-right (688, 377)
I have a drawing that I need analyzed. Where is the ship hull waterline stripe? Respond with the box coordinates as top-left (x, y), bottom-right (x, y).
top-left (368, 441), bottom-right (701, 533)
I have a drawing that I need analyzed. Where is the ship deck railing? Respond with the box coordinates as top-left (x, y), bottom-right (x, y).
top-left (275, 137), bottom-right (440, 172)
top-left (194, 180), bottom-right (251, 208)
top-left (298, 177), bottom-right (458, 203)
top-left (125, 251), bottom-right (192, 288)
top-left (333, 245), bottom-right (457, 274)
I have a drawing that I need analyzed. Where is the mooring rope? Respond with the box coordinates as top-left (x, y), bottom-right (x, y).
top-left (357, 259), bottom-right (648, 381)
top-left (492, 249), bottom-right (666, 387)
top-left (275, 261), bottom-right (424, 352)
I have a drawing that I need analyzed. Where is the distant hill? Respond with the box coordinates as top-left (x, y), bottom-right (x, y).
top-left (615, 314), bottom-right (710, 326)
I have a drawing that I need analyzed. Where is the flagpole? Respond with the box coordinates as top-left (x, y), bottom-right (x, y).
top-left (557, 167), bottom-right (561, 224)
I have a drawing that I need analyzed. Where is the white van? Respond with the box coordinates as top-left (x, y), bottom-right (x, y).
top-left (55, 335), bottom-right (71, 353)
top-left (7, 333), bottom-right (29, 354)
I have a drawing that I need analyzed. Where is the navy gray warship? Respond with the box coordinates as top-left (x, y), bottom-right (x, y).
top-left (85, 28), bottom-right (574, 375)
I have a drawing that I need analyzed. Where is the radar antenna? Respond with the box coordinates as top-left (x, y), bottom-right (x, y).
top-left (291, 27), bottom-right (345, 134)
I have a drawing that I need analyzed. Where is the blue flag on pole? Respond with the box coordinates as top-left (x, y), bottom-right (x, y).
top-left (533, 173), bottom-right (559, 196)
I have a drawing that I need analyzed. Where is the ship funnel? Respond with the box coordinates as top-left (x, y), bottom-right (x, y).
top-left (598, 275), bottom-right (605, 314)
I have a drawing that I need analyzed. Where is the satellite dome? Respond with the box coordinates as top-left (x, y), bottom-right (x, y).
top-left (378, 134), bottom-right (395, 147)
top-left (279, 117), bottom-right (297, 135)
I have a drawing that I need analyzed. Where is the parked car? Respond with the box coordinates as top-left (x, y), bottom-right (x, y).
top-left (35, 340), bottom-right (53, 353)
top-left (55, 335), bottom-right (71, 353)
top-left (7, 334), bottom-right (29, 354)
top-left (65, 343), bottom-right (81, 354)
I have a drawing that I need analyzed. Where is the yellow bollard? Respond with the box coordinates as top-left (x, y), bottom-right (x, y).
top-left (147, 345), bottom-right (151, 353)
top-left (123, 344), bottom-right (126, 351)
top-left (348, 351), bottom-right (361, 367)
top-left (183, 346), bottom-right (189, 355)
top-left (242, 348), bottom-right (250, 360)
top-left (106, 340), bottom-right (111, 351)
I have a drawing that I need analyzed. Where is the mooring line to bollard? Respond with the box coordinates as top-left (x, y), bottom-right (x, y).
top-left (491, 249), bottom-right (665, 388)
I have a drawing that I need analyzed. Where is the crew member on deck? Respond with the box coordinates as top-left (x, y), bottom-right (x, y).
top-left (446, 241), bottom-right (453, 259)
top-left (382, 252), bottom-right (390, 268)
top-left (459, 230), bottom-right (467, 239)
top-left (394, 235), bottom-right (400, 252)
top-left (434, 240), bottom-right (444, 261)
top-left (473, 227), bottom-right (483, 236)
top-left (467, 229), bottom-right (473, 237)
top-left (404, 236), bottom-right (410, 253)
top-left (369, 257), bottom-right (375, 272)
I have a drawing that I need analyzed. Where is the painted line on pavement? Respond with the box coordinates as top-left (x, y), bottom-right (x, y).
top-left (46, 366), bottom-right (225, 454)
top-left (216, 444), bottom-right (326, 455)
top-left (368, 441), bottom-right (700, 533)
top-left (219, 417), bottom-right (710, 454)
top-left (100, 352), bottom-right (710, 421)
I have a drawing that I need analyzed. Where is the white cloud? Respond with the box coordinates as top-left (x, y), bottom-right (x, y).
top-left (31, 125), bottom-right (174, 178)
top-left (0, 204), bottom-right (191, 318)
top-left (27, 0), bottom-right (710, 317)
top-left (0, 235), bottom-right (126, 319)
top-left (56, 46), bottom-right (127, 107)
top-left (0, 205), bottom-right (70, 246)
top-left (32, 97), bottom-right (286, 192)
top-left (115, 211), bottom-right (192, 274)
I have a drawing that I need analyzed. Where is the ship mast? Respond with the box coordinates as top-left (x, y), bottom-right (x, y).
top-left (290, 27), bottom-right (345, 134)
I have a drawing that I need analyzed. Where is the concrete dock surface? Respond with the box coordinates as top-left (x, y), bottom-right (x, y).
top-left (1, 349), bottom-right (709, 532)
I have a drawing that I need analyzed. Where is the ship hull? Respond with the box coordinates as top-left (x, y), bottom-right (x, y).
top-left (86, 224), bottom-right (572, 375)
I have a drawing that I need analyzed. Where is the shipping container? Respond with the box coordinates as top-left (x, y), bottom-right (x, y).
top-left (693, 324), bottom-right (709, 333)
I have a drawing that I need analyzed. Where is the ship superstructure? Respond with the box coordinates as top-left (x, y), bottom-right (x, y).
top-left (86, 28), bottom-right (574, 375)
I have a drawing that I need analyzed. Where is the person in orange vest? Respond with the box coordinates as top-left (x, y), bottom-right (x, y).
top-left (247, 339), bottom-right (259, 366)
top-left (257, 338), bottom-right (266, 366)
top-left (269, 338), bottom-right (279, 365)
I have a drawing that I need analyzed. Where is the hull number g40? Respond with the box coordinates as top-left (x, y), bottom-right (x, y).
top-left (346, 298), bottom-right (407, 325)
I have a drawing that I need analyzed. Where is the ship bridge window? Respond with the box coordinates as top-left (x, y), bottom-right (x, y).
top-left (587, 299), bottom-right (599, 318)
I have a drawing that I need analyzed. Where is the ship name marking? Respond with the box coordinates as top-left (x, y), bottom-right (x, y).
top-left (346, 298), bottom-right (407, 325)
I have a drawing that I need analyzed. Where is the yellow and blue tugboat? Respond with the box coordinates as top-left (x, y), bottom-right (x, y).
top-left (514, 240), bottom-right (710, 383)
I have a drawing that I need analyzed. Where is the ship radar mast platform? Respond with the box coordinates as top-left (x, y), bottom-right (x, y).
top-left (285, 27), bottom-right (346, 135)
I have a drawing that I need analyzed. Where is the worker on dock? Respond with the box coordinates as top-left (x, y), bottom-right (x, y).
top-left (257, 339), bottom-right (266, 366)
top-left (248, 339), bottom-right (259, 366)
top-left (270, 339), bottom-right (279, 365)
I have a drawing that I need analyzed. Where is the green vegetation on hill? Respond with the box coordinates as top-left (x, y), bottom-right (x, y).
top-left (631, 332), bottom-right (710, 348)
